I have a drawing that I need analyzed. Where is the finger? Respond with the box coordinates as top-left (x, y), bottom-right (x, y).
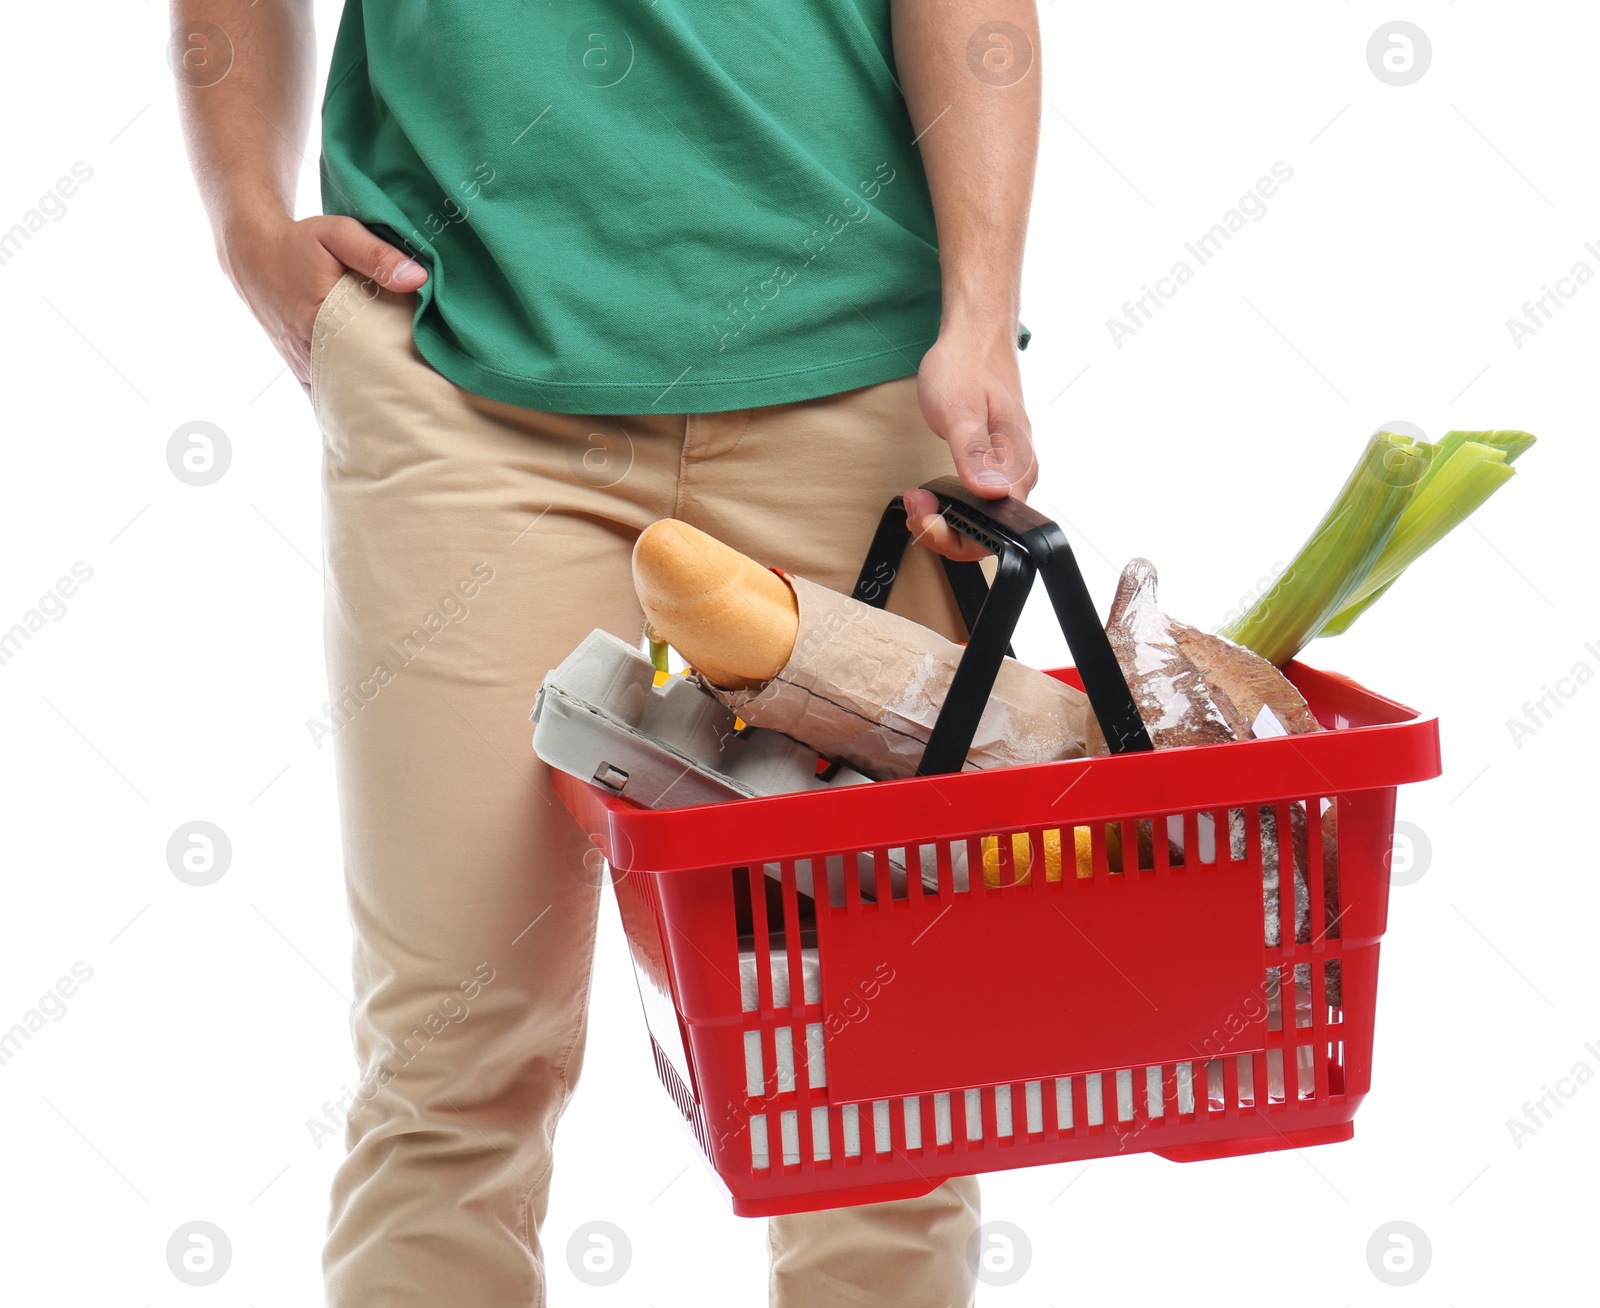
top-left (902, 487), bottom-right (993, 562)
top-left (957, 411), bottom-right (1038, 501)
top-left (944, 409), bottom-right (1014, 498)
top-left (318, 217), bottom-right (428, 290)
top-left (915, 513), bottom-right (991, 562)
top-left (992, 412), bottom-right (1040, 502)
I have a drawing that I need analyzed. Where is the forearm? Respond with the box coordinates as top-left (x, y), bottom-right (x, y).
top-left (890, 0), bottom-right (1040, 343)
top-left (171, 0), bottom-right (316, 273)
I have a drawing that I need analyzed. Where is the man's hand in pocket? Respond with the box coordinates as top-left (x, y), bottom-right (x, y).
top-left (219, 214), bottom-right (427, 392)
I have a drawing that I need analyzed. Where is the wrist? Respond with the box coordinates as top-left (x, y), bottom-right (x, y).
top-left (214, 198), bottom-right (295, 283)
top-left (935, 313), bottom-right (1023, 358)
top-left (938, 293), bottom-right (1024, 352)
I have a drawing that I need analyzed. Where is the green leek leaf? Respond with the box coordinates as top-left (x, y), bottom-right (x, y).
top-left (1317, 430), bottom-right (1533, 636)
top-left (1218, 431), bottom-right (1425, 665)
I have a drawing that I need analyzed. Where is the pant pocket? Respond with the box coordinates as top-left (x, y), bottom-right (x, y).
top-left (310, 269), bottom-right (364, 420)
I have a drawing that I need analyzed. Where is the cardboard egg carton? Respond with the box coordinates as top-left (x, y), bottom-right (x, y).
top-left (530, 628), bottom-right (876, 810)
top-left (530, 628), bottom-right (974, 898)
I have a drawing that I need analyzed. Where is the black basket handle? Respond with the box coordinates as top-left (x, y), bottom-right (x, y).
top-left (850, 476), bottom-right (1153, 776)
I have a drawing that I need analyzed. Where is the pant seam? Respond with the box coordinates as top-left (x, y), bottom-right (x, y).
top-left (672, 408), bottom-right (752, 520)
top-left (671, 413), bottom-right (694, 520)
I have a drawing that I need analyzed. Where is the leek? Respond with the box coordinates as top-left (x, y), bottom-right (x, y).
top-left (1318, 430), bottom-right (1535, 636)
top-left (1219, 432), bottom-right (1426, 666)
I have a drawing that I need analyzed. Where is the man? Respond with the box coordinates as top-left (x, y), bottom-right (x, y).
top-left (174, 1), bottom-right (1042, 1302)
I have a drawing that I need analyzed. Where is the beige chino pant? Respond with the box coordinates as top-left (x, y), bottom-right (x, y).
top-left (310, 270), bottom-right (981, 1307)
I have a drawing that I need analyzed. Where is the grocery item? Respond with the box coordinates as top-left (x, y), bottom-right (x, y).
top-left (980, 826), bottom-right (1094, 886)
top-left (529, 627), bottom-right (876, 809)
top-left (1219, 432), bottom-right (1424, 666)
top-left (1319, 429), bottom-right (1535, 636)
top-left (529, 626), bottom-right (986, 897)
top-left (1085, 558), bottom-right (1319, 753)
top-left (634, 518), bottom-right (1091, 782)
top-left (632, 519), bottom-right (799, 690)
top-left (1222, 428), bottom-right (1535, 663)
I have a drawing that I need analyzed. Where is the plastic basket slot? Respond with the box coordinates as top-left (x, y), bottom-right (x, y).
top-left (744, 866), bottom-right (775, 1014)
top-left (907, 1094), bottom-right (929, 1149)
top-left (1322, 795), bottom-right (1343, 944)
top-left (1060, 1077), bottom-right (1078, 1132)
top-left (1266, 1049), bottom-right (1286, 1104)
top-left (1145, 1066), bottom-right (1164, 1119)
top-left (964, 1088), bottom-right (983, 1142)
top-left (893, 845), bottom-right (919, 902)
top-left (772, 1027), bottom-right (795, 1094)
top-left (841, 1102), bottom-right (861, 1158)
top-left (903, 1096), bottom-right (922, 1151)
top-left (1264, 965), bottom-right (1282, 1032)
top-left (1279, 802), bottom-right (1304, 947)
top-left (1293, 963), bottom-right (1313, 1029)
top-left (1190, 810), bottom-right (1220, 865)
top-left (778, 858), bottom-right (811, 1016)
top-left (1294, 1045), bottom-right (1316, 1100)
top-left (871, 846), bottom-right (893, 904)
top-left (1083, 1073), bottom-right (1103, 1127)
top-left (1087, 822), bottom-right (1110, 880)
top-left (810, 1106), bottom-right (831, 1161)
top-left (964, 835), bottom-right (986, 896)
top-left (792, 856), bottom-right (814, 904)
top-left (931, 839), bottom-right (958, 897)
top-left (805, 1023), bottom-right (827, 1088)
top-left (1221, 1055), bottom-right (1241, 1111)
top-left (1236, 1054), bottom-right (1256, 1108)
top-left (872, 1100), bottom-right (891, 1154)
top-left (1154, 819), bottom-right (1176, 874)
top-left (1239, 805), bottom-right (1273, 948)
top-left (750, 1113), bottom-right (769, 1170)
top-left (743, 1030), bottom-right (763, 1097)
top-left (1175, 1061), bottom-right (1195, 1115)
top-left (995, 1084), bottom-right (1014, 1138)
top-left (1021, 1081), bottom-right (1043, 1134)
top-left (1304, 799), bottom-right (1327, 951)
top-left (1119, 1068), bottom-right (1137, 1122)
top-left (1134, 819), bottom-right (1156, 872)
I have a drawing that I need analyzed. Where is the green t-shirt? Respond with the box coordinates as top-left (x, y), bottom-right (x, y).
top-left (319, 2), bottom-right (1028, 415)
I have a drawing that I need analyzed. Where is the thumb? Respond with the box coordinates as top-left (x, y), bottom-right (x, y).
top-left (948, 410), bottom-right (1021, 500)
top-left (319, 217), bottom-right (429, 291)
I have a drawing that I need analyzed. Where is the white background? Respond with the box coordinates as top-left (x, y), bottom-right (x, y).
top-left (1, 2), bottom-right (1595, 1304)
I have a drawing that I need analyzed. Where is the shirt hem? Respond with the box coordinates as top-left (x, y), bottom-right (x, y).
top-left (411, 324), bottom-right (942, 415)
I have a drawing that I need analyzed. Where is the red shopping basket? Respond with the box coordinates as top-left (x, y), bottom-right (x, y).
top-left (548, 479), bottom-right (1442, 1217)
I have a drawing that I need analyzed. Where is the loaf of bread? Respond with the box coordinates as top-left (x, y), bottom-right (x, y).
top-left (632, 519), bottom-right (1090, 781)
